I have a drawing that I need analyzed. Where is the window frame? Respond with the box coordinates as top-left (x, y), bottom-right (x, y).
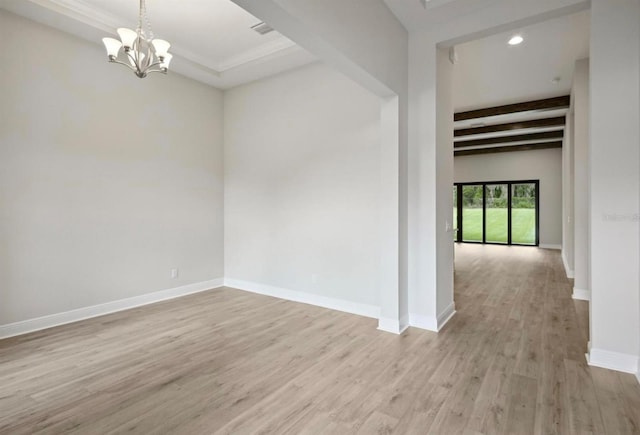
top-left (454, 179), bottom-right (540, 247)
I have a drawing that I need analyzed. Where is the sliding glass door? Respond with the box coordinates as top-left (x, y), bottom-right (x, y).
top-left (462, 184), bottom-right (483, 242)
top-left (454, 180), bottom-right (539, 246)
top-left (511, 183), bottom-right (537, 245)
top-left (485, 184), bottom-right (508, 244)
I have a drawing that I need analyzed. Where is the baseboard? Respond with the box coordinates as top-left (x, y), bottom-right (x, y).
top-left (572, 287), bottom-right (590, 301)
top-left (588, 348), bottom-right (640, 375)
top-left (539, 244), bottom-right (561, 250)
top-left (636, 371), bottom-right (640, 385)
top-left (0, 278), bottom-right (224, 340)
top-left (378, 315), bottom-right (409, 335)
top-left (224, 278), bottom-right (380, 320)
top-left (437, 302), bottom-right (457, 329)
top-left (561, 251), bottom-right (575, 278)
top-left (400, 313), bottom-right (409, 333)
top-left (408, 313), bottom-right (437, 331)
top-left (409, 302), bottom-right (456, 332)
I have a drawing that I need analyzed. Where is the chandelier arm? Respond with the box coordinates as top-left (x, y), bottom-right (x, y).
top-left (145, 68), bottom-right (168, 75)
top-left (143, 61), bottom-right (164, 70)
top-left (145, 43), bottom-right (153, 69)
top-left (109, 58), bottom-right (139, 72)
top-left (141, 62), bottom-right (167, 75)
top-left (125, 49), bottom-right (141, 72)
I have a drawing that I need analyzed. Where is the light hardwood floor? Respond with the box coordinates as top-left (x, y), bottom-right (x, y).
top-left (1, 245), bottom-right (639, 434)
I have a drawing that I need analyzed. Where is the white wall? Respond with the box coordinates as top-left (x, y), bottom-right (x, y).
top-left (232, 0), bottom-right (409, 332)
top-left (407, 43), bottom-right (456, 331)
top-left (562, 112), bottom-right (575, 277)
top-left (435, 49), bottom-right (456, 323)
top-left (588, 0), bottom-right (640, 375)
top-left (273, 0), bottom-right (408, 97)
top-left (0, 10), bottom-right (224, 325)
top-left (572, 58), bottom-right (590, 298)
top-left (224, 63), bottom-right (382, 312)
top-left (454, 148), bottom-right (563, 247)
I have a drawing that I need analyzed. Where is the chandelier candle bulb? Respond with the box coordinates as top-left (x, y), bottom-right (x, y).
top-left (102, 0), bottom-right (172, 78)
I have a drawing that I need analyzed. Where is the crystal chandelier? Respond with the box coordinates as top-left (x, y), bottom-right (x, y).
top-left (101, 0), bottom-right (172, 78)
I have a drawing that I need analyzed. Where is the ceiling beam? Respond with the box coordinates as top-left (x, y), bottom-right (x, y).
top-left (454, 117), bottom-right (566, 137)
top-left (454, 130), bottom-right (564, 148)
top-left (454, 95), bottom-right (570, 121)
top-left (454, 141), bottom-right (563, 157)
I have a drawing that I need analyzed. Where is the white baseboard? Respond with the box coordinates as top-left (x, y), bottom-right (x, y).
top-left (378, 315), bottom-right (409, 335)
top-left (378, 317), bottom-right (399, 333)
top-left (588, 348), bottom-right (640, 375)
top-left (400, 313), bottom-right (409, 333)
top-left (572, 287), bottom-right (591, 301)
top-left (539, 244), bottom-right (561, 250)
top-left (636, 371), bottom-right (640, 385)
top-left (224, 278), bottom-right (380, 320)
top-left (561, 251), bottom-right (575, 278)
top-left (438, 302), bottom-right (457, 329)
top-left (408, 313), bottom-right (437, 331)
top-left (0, 279), bottom-right (224, 340)
top-left (409, 302), bottom-right (456, 332)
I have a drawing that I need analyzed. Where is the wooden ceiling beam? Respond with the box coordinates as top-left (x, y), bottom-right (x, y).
top-left (454, 95), bottom-right (570, 121)
top-left (454, 117), bottom-right (565, 137)
top-left (453, 141), bottom-right (563, 156)
top-left (454, 130), bottom-right (564, 148)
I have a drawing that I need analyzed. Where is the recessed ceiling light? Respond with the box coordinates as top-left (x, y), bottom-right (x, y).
top-left (508, 35), bottom-right (524, 45)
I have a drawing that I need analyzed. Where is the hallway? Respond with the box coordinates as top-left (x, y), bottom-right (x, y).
top-left (453, 244), bottom-right (639, 433)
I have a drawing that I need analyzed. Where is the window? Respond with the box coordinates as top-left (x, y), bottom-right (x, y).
top-left (454, 180), bottom-right (539, 246)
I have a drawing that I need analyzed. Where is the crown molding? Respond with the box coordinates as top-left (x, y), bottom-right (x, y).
top-left (28, 0), bottom-right (118, 30)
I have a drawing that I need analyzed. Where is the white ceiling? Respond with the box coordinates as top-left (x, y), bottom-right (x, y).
top-left (384, 0), bottom-right (590, 111)
top-left (452, 10), bottom-right (590, 111)
top-left (384, 0), bottom-right (498, 32)
top-left (2, 0), bottom-right (590, 103)
top-left (0, 0), bottom-right (316, 89)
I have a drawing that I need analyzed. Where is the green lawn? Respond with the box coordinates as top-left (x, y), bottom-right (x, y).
top-left (454, 208), bottom-right (536, 244)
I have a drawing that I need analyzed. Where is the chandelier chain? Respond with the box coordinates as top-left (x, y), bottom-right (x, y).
top-left (137, 0), bottom-right (154, 40)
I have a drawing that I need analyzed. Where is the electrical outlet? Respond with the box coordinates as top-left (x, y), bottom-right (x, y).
top-left (171, 268), bottom-right (179, 279)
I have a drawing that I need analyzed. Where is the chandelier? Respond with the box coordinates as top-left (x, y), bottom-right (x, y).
top-left (101, 0), bottom-right (172, 78)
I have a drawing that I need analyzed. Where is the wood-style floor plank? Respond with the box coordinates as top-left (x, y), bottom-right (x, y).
top-left (1, 244), bottom-right (639, 434)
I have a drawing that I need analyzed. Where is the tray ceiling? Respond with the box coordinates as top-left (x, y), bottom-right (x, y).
top-left (0, 0), bottom-right (316, 89)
